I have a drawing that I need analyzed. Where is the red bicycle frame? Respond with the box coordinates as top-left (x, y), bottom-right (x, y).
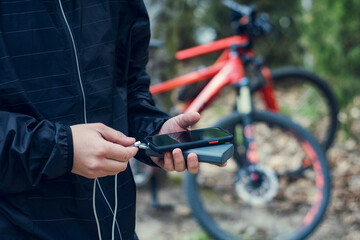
top-left (149, 35), bottom-right (279, 114)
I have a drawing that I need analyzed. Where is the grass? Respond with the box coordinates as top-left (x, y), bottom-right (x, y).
top-left (188, 231), bottom-right (212, 240)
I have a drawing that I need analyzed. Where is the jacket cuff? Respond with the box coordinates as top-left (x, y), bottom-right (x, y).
top-left (135, 117), bottom-right (169, 167)
top-left (54, 123), bottom-right (74, 174)
top-left (65, 126), bottom-right (74, 172)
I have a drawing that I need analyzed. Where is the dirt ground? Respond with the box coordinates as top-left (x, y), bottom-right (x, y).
top-left (135, 146), bottom-right (360, 240)
top-left (135, 97), bottom-right (360, 240)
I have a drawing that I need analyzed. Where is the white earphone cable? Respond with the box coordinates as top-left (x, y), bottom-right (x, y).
top-left (94, 176), bottom-right (122, 240)
top-left (93, 178), bottom-right (102, 240)
top-left (96, 180), bottom-right (121, 236)
top-left (112, 174), bottom-right (119, 240)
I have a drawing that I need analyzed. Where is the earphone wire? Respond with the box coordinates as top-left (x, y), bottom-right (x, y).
top-left (112, 174), bottom-right (119, 240)
top-left (93, 178), bottom-right (102, 240)
top-left (96, 180), bottom-right (121, 236)
top-left (94, 177), bottom-right (122, 240)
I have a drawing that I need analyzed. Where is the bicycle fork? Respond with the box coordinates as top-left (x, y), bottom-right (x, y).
top-left (235, 77), bottom-right (259, 168)
top-left (233, 77), bottom-right (280, 204)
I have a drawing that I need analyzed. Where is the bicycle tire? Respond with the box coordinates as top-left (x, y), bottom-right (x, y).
top-left (184, 111), bottom-right (331, 240)
top-left (258, 67), bottom-right (339, 151)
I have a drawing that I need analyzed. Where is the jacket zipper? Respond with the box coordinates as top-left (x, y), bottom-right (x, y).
top-left (58, 0), bottom-right (87, 123)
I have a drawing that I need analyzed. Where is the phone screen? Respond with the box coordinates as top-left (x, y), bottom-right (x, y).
top-left (146, 127), bottom-right (233, 152)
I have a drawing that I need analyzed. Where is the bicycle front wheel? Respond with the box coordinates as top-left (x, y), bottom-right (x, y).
top-left (256, 67), bottom-right (339, 151)
top-left (129, 158), bottom-right (154, 187)
top-left (184, 111), bottom-right (331, 240)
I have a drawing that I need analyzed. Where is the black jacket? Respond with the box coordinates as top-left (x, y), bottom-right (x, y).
top-left (0, 1), bottom-right (169, 239)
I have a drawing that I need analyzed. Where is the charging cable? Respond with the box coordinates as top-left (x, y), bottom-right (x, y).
top-left (93, 178), bottom-right (102, 240)
top-left (92, 140), bottom-right (169, 240)
top-left (133, 141), bottom-right (147, 149)
top-left (93, 175), bottom-right (123, 240)
top-left (112, 174), bottom-right (118, 240)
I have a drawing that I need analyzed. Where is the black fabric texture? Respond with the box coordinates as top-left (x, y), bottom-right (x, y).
top-left (0, 0), bottom-right (169, 239)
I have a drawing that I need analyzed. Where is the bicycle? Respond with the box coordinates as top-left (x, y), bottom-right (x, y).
top-left (131, 1), bottom-right (332, 239)
top-left (152, 0), bottom-right (338, 181)
top-left (132, 0), bottom-right (338, 188)
top-left (171, 0), bottom-right (338, 153)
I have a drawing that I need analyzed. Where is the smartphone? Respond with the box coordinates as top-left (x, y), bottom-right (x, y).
top-left (145, 127), bottom-right (233, 153)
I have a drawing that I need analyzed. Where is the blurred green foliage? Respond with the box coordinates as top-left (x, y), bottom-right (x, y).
top-left (145, 0), bottom-right (303, 66)
top-left (144, 0), bottom-right (360, 109)
top-left (300, 0), bottom-right (360, 107)
top-left (200, 0), bottom-right (304, 68)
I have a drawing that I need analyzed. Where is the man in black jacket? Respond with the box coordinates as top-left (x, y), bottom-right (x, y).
top-left (0, 1), bottom-right (200, 239)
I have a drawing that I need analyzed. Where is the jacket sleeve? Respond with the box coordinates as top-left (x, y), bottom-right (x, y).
top-left (0, 111), bottom-right (73, 195)
top-left (126, 2), bottom-right (170, 165)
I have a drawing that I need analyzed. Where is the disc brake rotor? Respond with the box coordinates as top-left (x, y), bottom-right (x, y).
top-left (235, 164), bottom-right (279, 205)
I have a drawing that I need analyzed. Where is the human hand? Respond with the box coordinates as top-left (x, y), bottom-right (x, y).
top-left (151, 112), bottom-right (201, 174)
top-left (70, 123), bottom-right (138, 179)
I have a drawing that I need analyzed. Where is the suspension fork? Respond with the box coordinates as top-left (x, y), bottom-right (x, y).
top-left (235, 77), bottom-right (259, 168)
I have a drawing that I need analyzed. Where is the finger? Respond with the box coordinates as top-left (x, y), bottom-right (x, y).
top-left (94, 161), bottom-right (129, 177)
top-left (172, 148), bottom-right (186, 172)
top-left (174, 112), bottom-right (200, 129)
top-left (219, 162), bottom-right (228, 167)
top-left (186, 153), bottom-right (199, 174)
top-left (101, 159), bottom-right (129, 175)
top-left (104, 142), bottom-right (138, 161)
top-left (86, 159), bottom-right (129, 178)
top-left (96, 123), bottom-right (135, 146)
top-left (163, 152), bottom-right (175, 171)
top-left (150, 157), bottom-right (164, 169)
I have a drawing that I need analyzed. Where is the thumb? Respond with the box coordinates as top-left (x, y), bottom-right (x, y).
top-left (174, 112), bottom-right (201, 129)
top-left (96, 124), bottom-right (135, 146)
